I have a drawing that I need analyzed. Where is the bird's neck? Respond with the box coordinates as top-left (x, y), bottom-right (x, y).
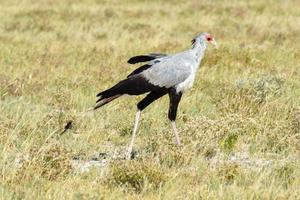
top-left (191, 41), bottom-right (207, 64)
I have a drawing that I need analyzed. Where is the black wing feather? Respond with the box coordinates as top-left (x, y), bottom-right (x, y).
top-left (127, 64), bottom-right (152, 78)
top-left (127, 53), bottom-right (167, 64)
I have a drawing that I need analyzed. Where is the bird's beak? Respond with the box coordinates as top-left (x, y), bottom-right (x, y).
top-left (211, 39), bottom-right (218, 49)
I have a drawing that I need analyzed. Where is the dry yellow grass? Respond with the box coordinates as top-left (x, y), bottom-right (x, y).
top-left (0, 0), bottom-right (299, 199)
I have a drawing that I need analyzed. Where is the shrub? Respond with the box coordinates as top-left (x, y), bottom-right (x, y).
top-left (109, 159), bottom-right (169, 192)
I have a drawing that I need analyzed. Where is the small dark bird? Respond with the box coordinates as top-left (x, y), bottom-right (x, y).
top-left (95, 33), bottom-right (217, 159)
top-left (60, 120), bottom-right (73, 135)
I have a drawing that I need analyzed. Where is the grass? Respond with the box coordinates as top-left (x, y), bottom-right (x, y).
top-left (0, 0), bottom-right (299, 199)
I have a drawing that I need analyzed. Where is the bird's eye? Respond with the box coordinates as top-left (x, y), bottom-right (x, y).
top-left (207, 37), bottom-right (212, 41)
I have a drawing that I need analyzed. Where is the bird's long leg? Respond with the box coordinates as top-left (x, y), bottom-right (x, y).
top-left (126, 109), bottom-right (141, 160)
top-left (126, 89), bottom-right (168, 160)
top-left (171, 121), bottom-right (181, 146)
top-left (168, 88), bottom-right (183, 146)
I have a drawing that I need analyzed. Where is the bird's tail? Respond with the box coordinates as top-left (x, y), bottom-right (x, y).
top-left (94, 75), bottom-right (158, 110)
top-left (94, 94), bottom-right (121, 110)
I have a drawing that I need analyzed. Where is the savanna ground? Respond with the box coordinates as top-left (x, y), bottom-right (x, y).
top-left (0, 0), bottom-right (299, 199)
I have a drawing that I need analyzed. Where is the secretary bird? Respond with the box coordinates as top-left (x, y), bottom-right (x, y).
top-left (95, 32), bottom-right (217, 159)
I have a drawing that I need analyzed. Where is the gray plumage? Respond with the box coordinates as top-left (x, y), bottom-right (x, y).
top-left (139, 32), bottom-right (213, 93)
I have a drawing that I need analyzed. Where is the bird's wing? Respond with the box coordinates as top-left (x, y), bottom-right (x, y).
top-left (127, 53), bottom-right (168, 77)
top-left (127, 64), bottom-right (152, 78)
top-left (142, 56), bottom-right (192, 88)
top-left (127, 53), bottom-right (167, 64)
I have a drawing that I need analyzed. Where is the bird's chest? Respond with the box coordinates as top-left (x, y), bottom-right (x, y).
top-left (175, 72), bottom-right (195, 93)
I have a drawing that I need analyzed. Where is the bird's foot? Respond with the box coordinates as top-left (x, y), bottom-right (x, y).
top-left (176, 142), bottom-right (182, 148)
top-left (125, 149), bottom-right (137, 160)
top-left (175, 138), bottom-right (182, 147)
top-left (125, 152), bottom-right (131, 160)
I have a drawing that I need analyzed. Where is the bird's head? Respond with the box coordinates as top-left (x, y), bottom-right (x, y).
top-left (191, 32), bottom-right (218, 48)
